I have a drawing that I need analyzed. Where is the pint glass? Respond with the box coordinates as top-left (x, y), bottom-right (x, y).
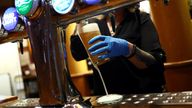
top-left (78, 22), bottom-right (109, 66)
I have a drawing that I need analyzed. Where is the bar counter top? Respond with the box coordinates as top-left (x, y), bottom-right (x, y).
top-left (2, 91), bottom-right (192, 108)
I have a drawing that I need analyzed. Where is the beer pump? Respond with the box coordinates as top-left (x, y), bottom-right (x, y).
top-left (15, 0), bottom-right (90, 107)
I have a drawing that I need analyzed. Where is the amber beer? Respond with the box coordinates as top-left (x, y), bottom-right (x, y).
top-left (79, 23), bottom-right (109, 66)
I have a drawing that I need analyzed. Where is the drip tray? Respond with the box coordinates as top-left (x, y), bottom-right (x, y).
top-left (120, 91), bottom-right (192, 105)
top-left (3, 91), bottom-right (192, 107)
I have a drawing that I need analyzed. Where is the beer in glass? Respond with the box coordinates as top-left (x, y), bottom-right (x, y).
top-left (78, 22), bottom-right (109, 66)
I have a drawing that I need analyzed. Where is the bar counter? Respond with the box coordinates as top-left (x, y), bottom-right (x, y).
top-left (2, 91), bottom-right (192, 108)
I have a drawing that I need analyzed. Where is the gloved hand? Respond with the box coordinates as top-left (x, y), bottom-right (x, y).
top-left (88, 35), bottom-right (130, 59)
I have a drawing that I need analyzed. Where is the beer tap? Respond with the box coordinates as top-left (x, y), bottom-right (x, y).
top-left (19, 0), bottom-right (91, 106)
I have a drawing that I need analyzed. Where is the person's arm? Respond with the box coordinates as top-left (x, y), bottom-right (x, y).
top-left (88, 12), bottom-right (166, 70)
top-left (88, 34), bottom-right (165, 70)
top-left (126, 43), bottom-right (157, 69)
top-left (127, 12), bottom-right (166, 69)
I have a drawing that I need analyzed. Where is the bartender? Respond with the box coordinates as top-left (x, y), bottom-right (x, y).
top-left (71, 4), bottom-right (166, 95)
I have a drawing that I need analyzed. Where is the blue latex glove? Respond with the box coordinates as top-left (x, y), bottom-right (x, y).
top-left (88, 35), bottom-right (129, 59)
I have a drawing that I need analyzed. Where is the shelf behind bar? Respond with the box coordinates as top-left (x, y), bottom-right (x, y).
top-left (0, 31), bottom-right (28, 44)
top-left (57, 0), bottom-right (144, 26)
top-left (164, 59), bottom-right (192, 69)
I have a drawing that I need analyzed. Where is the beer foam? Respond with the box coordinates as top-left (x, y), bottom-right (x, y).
top-left (82, 23), bottom-right (100, 33)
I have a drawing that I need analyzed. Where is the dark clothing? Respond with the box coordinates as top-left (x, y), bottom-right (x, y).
top-left (70, 11), bottom-right (166, 95)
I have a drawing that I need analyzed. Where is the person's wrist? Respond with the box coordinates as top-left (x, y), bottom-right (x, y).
top-left (125, 43), bottom-right (136, 58)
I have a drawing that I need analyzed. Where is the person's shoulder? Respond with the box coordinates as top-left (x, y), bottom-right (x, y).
top-left (139, 11), bottom-right (151, 24)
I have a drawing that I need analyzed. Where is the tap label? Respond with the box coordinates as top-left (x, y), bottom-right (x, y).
top-left (15, 0), bottom-right (33, 15)
top-left (2, 7), bottom-right (19, 31)
top-left (52, 0), bottom-right (75, 14)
